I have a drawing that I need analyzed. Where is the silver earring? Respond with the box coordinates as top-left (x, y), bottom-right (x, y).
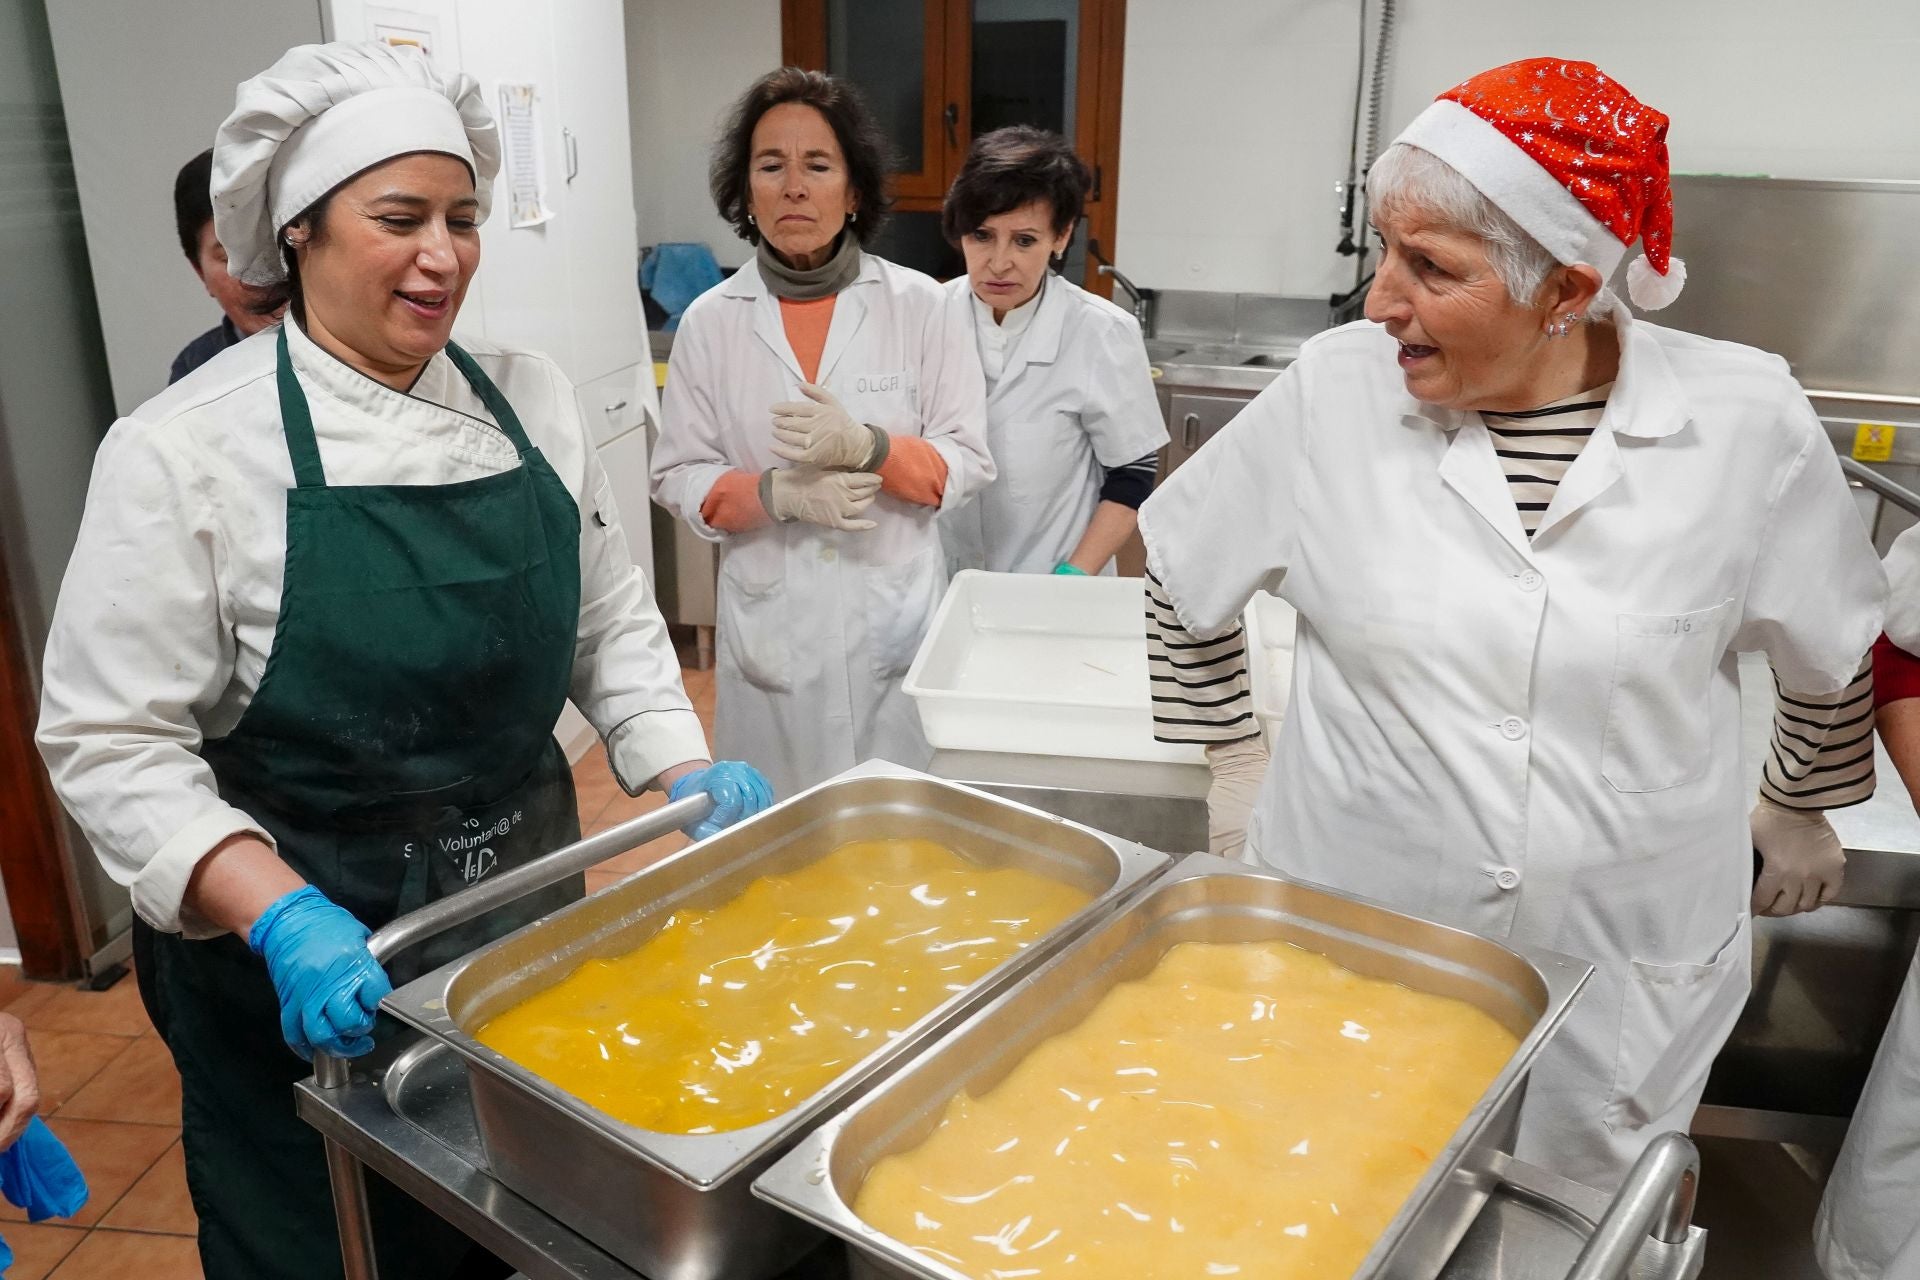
top-left (849, 209), bottom-right (857, 223)
top-left (747, 212), bottom-right (756, 226)
top-left (1546, 314), bottom-right (1576, 338)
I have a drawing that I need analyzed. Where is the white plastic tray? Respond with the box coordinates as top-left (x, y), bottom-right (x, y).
top-left (904, 571), bottom-right (1205, 764)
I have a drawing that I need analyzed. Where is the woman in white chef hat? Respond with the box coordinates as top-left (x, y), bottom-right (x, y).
top-left (36, 42), bottom-right (771, 1277)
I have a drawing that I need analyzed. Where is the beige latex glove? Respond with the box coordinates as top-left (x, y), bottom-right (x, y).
top-left (771, 384), bottom-right (883, 470)
top-left (1205, 736), bottom-right (1269, 861)
top-left (1750, 796), bottom-right (1846, 916)
top-left (764, 466), bottom-right (882, 532)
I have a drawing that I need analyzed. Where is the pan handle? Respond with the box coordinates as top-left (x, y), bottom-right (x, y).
top-left (1564, 1132), bottom-right (1700, 1280)
top-left (314, 790), bottom-right (712, 1280)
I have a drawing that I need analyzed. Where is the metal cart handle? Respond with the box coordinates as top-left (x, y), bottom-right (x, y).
top-left (1564, 1131), bottom-right (1701, 1280)
top-left (315, 790), bottom-right (714, 1280)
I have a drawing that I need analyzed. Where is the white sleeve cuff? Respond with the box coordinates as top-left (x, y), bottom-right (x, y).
top-left (607, 709), bottom-right (711, 795)
top-left (930, 437), bottom-right (974, 513)
top-left (131, 808), bottom-right (277, 940)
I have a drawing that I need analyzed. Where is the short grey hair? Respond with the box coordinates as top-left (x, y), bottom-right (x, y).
top-left (1365, 143), bottom-right (1615, 320)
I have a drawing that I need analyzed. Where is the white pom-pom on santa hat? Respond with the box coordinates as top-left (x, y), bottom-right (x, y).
top-left (1626, 251), bottom-right (1686, 310)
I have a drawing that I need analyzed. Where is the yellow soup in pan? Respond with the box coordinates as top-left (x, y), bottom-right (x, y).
top-left (476, 838), bottom-right (1090, 1135)
top-left (855, 940), bottom-right (1519, 1279)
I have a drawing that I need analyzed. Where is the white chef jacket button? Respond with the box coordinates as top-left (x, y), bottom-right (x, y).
top-left (820, 547), bottom-right (838, 564)
top-left (1499, 716), bottom-right (1527, 741)
top-left (1495, 868), bottom-right (1522, 890)
top-left (1518, 571), bottom-right (1543, 591)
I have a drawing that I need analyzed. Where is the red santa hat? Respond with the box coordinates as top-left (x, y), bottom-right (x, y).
top-left (1393, 58), bottom-right (1685, 310)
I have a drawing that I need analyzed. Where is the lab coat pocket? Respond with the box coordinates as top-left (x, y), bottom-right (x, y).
top-left (717, 562), bottom-right (791, 693)
top-left (1605, 912), bottom-right (1751, 1134)
top-left (1601, 599), bottom-right (1734, 793)
top-left (868, 548), bottom-right (946, 681)
top-left (999, 411), bottom-right (1081, 507)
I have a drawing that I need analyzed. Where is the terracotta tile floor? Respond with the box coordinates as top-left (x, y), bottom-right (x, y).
top-left (0, 662), bottom-right (719, 1275)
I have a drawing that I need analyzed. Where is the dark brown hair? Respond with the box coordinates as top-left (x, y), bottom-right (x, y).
top-left (709, 67), bottom-right (893, 246)
top-left (941, 126), bottom-right (1090, 245)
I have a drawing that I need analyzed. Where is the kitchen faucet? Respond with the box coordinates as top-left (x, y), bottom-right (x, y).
top-left (1098, 263), bottom-right (1157, 337)
top-left (1087, 239), bottom-right (1156, 337)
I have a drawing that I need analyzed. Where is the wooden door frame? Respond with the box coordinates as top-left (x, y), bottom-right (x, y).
top-left (1073, 0), bottom-right (1125, 299)
top-left (782, 0), bottom-right (952, 201)
top-left (780, 0), bottom-right (1126, 298)
top-left (0, 547), bottom-right (83, 979)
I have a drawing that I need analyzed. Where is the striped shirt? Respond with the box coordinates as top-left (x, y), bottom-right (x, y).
top-left (1484, 387), bottom-right (1610, 537)
top-left (1148, 386), bottom-right (1874, 807)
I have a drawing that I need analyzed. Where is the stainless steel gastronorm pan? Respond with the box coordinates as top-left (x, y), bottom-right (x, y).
top-left (755, 853), bottom-right (1593, 1280)
top-left (383, 760), bottom-right (1172, 1280)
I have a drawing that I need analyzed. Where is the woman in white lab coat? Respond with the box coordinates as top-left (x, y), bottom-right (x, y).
top-left (1142, 59), bottom-right (1885, 1194)
top-left (652, 69), bottom-right (992, 797)
top-left (1817, 525), bottom-right (1920, 1280)
top-left (35, 43), bottom-right (770, 1278)
top-left (936, 127), bottom-right (1167, 576)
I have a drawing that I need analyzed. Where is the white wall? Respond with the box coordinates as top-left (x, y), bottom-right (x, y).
top-left (45, 1), bottom-right (324, 417)
top-left (1116, 0), bottom-right (1920, 297)
top-left (624, 0), bottom-right (781, 269)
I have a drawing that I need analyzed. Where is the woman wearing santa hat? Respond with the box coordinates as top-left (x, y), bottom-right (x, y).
top-left (1142, 58), bottom-right (1886, 1190)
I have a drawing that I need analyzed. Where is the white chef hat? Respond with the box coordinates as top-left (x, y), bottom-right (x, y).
top-left (212, 41), bottom-right (500, 285)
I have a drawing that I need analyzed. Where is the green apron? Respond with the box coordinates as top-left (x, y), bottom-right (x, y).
top-left (144, 328), bottom-right (585, 1280)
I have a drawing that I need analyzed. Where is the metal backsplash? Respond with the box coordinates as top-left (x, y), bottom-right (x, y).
top-left (1659, 176), bottom-right (1920, 399)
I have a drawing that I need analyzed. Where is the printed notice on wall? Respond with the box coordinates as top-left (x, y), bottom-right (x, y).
top-left (366, 6), bottom-right (449, 71)
top-left (499, 84), bottom-right (552, 229)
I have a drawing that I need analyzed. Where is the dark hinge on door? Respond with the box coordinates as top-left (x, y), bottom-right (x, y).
top-left (1090, 164), bottom-right (1103, 202)
top-left (944, 102), bottom-right (959, 148)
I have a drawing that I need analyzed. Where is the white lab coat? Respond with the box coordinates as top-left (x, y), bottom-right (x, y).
top-left (939, 275), bottom-right (1168, 574)
top-left (1140, 310), bottom-right (1886, 1191)
top-left (650, 254), bottom-right (991, 798)
top-left (1815, 523), bottom-right (1920, 1280)
top-left (36, 318), bottom-right (707, 935)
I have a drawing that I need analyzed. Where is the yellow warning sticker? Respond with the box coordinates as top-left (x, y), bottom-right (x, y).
top-left (1854, 422), bottom-right (1897, 463)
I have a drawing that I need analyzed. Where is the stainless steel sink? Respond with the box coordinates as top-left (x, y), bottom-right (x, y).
top-left (1142, 339), bottom-right (1189, 363)
top-left (1241, 353), bottom-right (1293, 369)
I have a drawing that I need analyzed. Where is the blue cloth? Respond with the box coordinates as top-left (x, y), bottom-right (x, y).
top-left (0, 1117), bottom-right (89, 1224)
top-left (249, 886), bottom-right (392, 1061)
top-left (640, 243), bottom-right (723, 331)
top-left (669, 762), bottom-right (775, 841)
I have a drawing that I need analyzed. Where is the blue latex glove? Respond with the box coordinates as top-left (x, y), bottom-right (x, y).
top-left (669, 761), bottom-right (775, 841)
top-left (1053, 562), bottom-right (1088, 576)
top-left (248, 886), bottom-right (392, 1061)
top-left (0, 1117), bottom-right (88, 1223)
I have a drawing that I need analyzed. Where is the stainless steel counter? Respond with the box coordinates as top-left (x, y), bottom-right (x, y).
top-left (925, 749), bottom-right (1208, 853)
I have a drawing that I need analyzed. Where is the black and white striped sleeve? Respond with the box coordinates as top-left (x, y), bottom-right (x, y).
top-left (1146, 569), bottom-right (1259, 745)
top-left (1761, 659), bottom-right (1875, 810)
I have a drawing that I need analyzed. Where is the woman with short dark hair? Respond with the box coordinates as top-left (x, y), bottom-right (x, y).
top-left (652, 68), bottom-right (992, 796)
top-left (938, 126), bottom-right (1166, 576)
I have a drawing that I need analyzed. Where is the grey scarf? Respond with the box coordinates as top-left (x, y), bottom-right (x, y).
top-left (757, 232), bottom-right (863, 301)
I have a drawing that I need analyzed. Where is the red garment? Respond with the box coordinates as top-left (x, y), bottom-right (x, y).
top-left (778, 296), bottom-right (836, 383)
top-left (1873, 632), bottom-right (1920, 707)
top-left (699, 469), bottom-right (771, 533)
top-left (877, 435), bottom-right (949, 507)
